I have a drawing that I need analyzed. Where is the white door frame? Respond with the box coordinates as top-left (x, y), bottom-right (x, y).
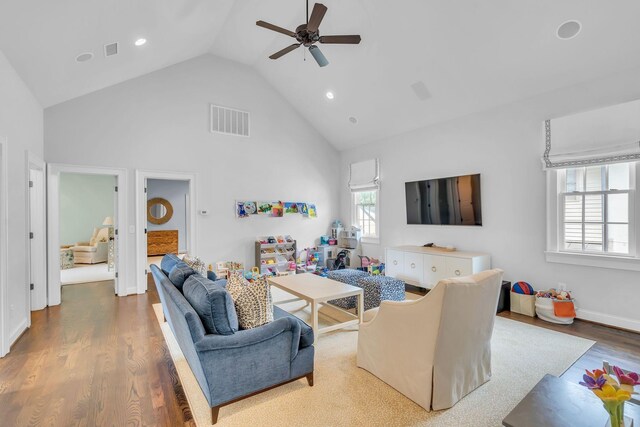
top-left (135, 170), bottom-right (196, 294)
top-left (47, 164), bottom-right (128, 305)
top-left (0, 137), bottom-right (9, 356)
top-left (26, 152), bottom-right (47, 312)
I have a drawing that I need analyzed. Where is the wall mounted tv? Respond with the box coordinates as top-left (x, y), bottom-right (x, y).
top-left (405, 174), bottom-right (482, 226)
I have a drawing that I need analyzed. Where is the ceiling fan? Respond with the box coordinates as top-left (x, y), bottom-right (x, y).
top-left (256, 0), bottom-right (361, 67)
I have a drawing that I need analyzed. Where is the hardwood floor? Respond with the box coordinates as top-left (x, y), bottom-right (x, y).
top-left (0, 280), bottom-right (194, 427)
top-left (1, 281), bottom-right (638, 426)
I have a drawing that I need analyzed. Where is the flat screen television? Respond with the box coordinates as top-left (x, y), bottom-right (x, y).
top-left (405, 174), bottom-right (482, 226)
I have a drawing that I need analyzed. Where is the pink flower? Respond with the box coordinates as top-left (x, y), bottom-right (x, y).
top-left (612, 366), bottom-right (640, 392)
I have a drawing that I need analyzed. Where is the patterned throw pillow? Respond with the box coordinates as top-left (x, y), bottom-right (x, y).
top-left (183, 255), bottom-right (207, 276)
top-left (226, 273), bottom-right (274, 330)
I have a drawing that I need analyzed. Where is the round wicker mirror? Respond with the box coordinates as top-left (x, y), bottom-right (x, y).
top-left (147, 198), bottom-right (173, 225)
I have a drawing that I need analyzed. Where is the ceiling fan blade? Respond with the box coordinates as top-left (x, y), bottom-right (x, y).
top-left (307, 3), bottom-right (328, 33)
top-left (269, 43), bottom-right (302, 60)
top-left (308, 45), bottom-right (329, 67)
top-left (256, 20), bottom-right (296, 37)
top-left (319, 35), bottom-right (362, 44)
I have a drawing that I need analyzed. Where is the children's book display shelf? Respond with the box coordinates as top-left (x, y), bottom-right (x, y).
top-left (255, 235), bottom-right (297, 276)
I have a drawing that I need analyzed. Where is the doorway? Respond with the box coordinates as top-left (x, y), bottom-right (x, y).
top-left (135, 171), bottom-right (196, 294)
top-left (47, 164), bottom-right (128, 306)
top-left (58, 172), bottom-right (116, 287)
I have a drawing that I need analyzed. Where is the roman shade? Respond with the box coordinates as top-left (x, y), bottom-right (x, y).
top-left (543, 99), bottom-right (640, 169)
top-left (349, 159), bottom-right (379, 191)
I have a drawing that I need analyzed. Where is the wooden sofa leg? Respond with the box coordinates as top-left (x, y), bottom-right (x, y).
top-left (211, 406), bottom-right (220, 424)
top-left (306, 372), bottom-right (314, 387)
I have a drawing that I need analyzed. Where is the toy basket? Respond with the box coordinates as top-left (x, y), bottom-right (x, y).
top-left (535, 297), bottom-right (575, 324)
top-left (510, 293), bottom-right (536, 317)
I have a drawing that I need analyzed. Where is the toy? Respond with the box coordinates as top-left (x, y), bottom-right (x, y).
top-left (320, 235), bottom-right (330, 246)
top-left (512, 281), bottom-right (535, 295)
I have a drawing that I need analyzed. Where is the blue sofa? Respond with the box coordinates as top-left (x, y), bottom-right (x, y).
top-left (151, 254), bottom-right (314, 424)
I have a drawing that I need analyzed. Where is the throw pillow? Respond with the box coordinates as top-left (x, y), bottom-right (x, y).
top-left (183, 274), bottom-right (238, 335)
top-left (168, 262), bottom-right (197, 292)
top-left (226, 273), bottom-right (274, 330)
top-left (183, 255), bottom-right (207, 276)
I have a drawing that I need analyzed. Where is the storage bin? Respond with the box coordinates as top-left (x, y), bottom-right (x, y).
top-left (535, 297), bottom-right (575, 325)
top-left (510, 292), bottom-right (536, 317)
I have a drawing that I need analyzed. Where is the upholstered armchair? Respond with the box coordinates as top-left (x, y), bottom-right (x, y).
top-left (357, 269), bottom-right (504, 411)
top-left (71, 227), bottom-right (109, 264)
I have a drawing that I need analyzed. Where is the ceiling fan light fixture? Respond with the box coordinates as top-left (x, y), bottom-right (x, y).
top-left (309, 45), bottom-right (329, 67)
top-left (326, 91), bottom-right (334, 100)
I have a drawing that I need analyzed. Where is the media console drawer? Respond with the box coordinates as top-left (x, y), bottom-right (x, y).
top-left (385, 246), bottom-right (490, 289)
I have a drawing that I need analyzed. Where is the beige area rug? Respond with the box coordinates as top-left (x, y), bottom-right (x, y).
top-left (154, 290), bottom-right (594, 427)
top-left (60, 263), bottom-right (114, 285)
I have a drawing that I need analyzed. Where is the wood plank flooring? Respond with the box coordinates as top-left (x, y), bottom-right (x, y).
top-left (0, 279), bottom-right (638, 426)
top-left (0, 280), bottom-right (193, 427)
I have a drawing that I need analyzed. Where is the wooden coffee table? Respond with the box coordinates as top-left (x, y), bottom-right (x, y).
top-left (268, 273), bottom-right (364, 337)
top-left (503, 374), bottom-right (637, 427)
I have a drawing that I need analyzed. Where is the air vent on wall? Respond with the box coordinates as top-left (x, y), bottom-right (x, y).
top-left (210, 105), bottom-right (250, 137)
top-left (104, 42), bottom-right (119, 57)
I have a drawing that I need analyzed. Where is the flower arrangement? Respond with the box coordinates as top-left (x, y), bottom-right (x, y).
top-left (579, 364), bottom-right (639, 427)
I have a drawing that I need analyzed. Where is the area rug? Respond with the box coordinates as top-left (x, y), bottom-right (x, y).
top-left (60, 263), bottom-right (114, 285)
top-left (153, 293), bottom-right (594, 427)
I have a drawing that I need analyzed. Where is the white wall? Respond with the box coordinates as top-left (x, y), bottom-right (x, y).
top-left (147, 179), bottom-right (189, 253)
top-left (44, 54), bottom-right (340, 286)
top-left (341, 66), bottom-right (640, 332)
top-left (59, 173), bottom-right (115, 245)
top-left (0, 50), bottom-right (44, 348)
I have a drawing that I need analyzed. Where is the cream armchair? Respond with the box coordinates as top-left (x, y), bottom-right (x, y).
top-left (357, 269), bottom-right (504, 411)
top-left (71, 227), bottom-right (109, 264)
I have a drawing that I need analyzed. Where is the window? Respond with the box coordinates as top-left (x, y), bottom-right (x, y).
top-left (559, 162), bottom-right (634, 255)
top-left (352, 190), bottom-right (378, 240)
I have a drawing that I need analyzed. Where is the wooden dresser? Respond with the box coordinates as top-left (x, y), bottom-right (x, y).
top-left (147, 230), bottom-right (179, 256)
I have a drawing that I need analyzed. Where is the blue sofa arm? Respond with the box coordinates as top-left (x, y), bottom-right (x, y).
top-left (206, 270), bottom-right (217, 281)
top-left (193, 317), bottom-right (307, 408)
top-left (194, 316), bottom-right (301, 361)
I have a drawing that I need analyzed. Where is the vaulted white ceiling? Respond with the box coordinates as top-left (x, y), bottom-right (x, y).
top-left (2, 0), bottom-right (640, 150)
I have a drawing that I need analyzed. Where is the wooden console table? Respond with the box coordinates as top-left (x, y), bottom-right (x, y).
top-left (147, 230), bottom-right (179, 256)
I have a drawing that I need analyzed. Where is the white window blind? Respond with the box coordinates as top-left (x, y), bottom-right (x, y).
top-left (349, 159), bottom-right (379, 191)
top-left (543, 99), bottom-right (640, 169)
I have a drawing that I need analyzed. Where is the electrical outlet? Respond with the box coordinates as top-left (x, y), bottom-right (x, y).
top-left (10, 304), bottom-right (14, 312)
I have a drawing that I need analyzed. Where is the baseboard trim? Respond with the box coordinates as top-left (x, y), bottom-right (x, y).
top-left (577, 309), bottom-right (640, 333)
top-left (9, 318), bottom-right (28, 347)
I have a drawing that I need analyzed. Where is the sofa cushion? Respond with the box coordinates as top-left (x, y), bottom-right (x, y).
top-left (161, 253), bottom-right (182, 275)
top-left (226, 274), bottom-right (274, 330)
top-left (169, 262), bottom-right (197, 292)
top-left (183, 274), bottom-right (238, 335)
top-left (72, 246), bottom-right (97, 253)
top-left (273, 306), bottom-right (314, 348)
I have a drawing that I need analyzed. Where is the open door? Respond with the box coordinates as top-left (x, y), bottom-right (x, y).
top-left (28, 167), bottom-right (46, 310)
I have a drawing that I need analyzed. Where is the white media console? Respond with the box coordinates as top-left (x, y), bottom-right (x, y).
top-left (385, 246), bottom-right (491, 289)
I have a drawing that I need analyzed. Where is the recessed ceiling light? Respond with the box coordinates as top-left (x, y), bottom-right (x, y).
top-left (134, 38), bottom-right (147, 47)
top-left (557, 20), bottom-right (581, 40)
top-left (326, 91), bottom-right (334, 100)
top-left (349, 116), bottom-right (358, 124)
top-left (75, 52), bottom-right (93, 63)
